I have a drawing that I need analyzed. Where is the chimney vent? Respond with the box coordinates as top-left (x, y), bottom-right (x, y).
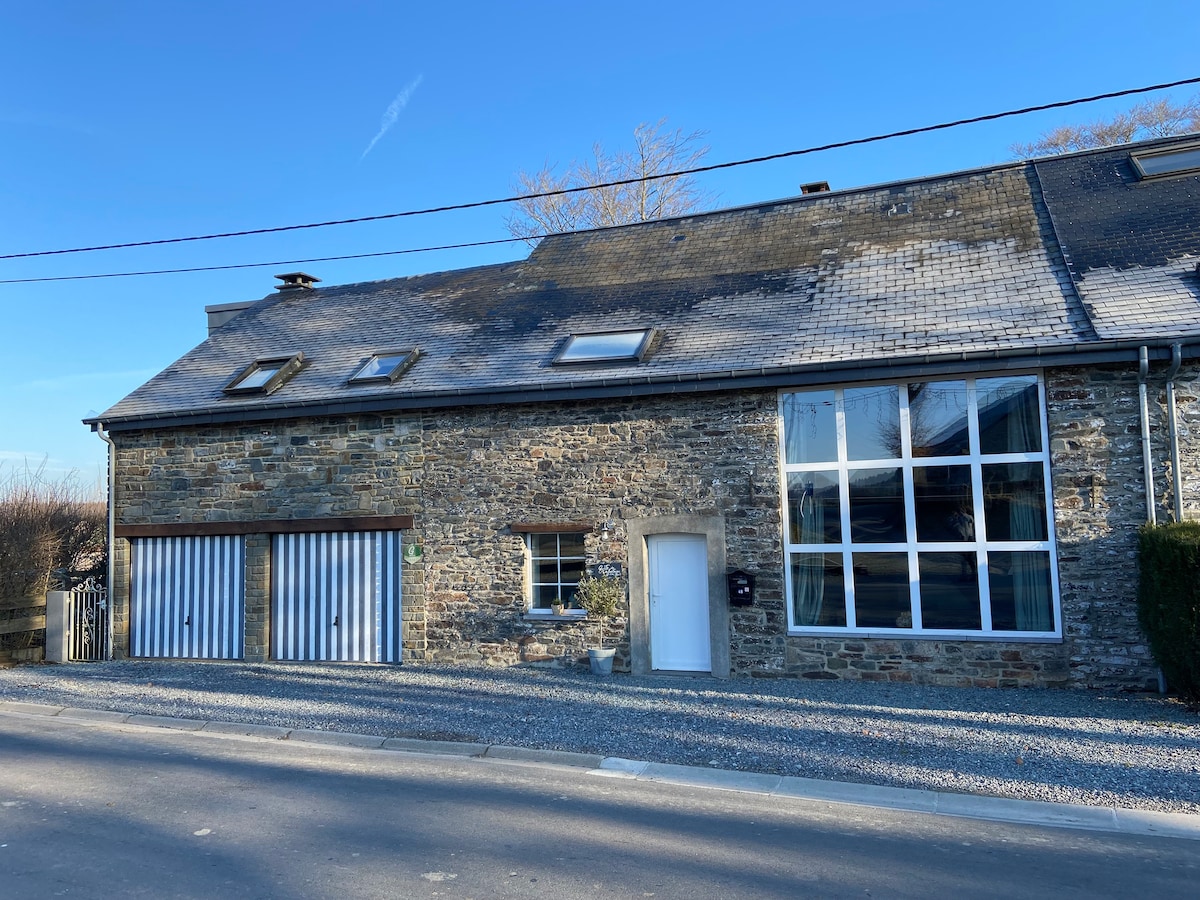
top-left (274, 272), bottom-right (321, 291)
top-left (801, 181), bottom-right (831, 195)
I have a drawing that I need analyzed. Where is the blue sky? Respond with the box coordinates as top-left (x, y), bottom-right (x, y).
top-left (2, 1), bottom-right (1198, 488)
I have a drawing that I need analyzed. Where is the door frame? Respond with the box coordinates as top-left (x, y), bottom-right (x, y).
top-left (627, 515), bottom-right (729, 678)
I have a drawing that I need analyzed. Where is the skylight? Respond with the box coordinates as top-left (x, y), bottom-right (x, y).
top-left (223, 353), bottom-right (304, 395)
top-left (348, 349), bottom-right (420, 384)
top-left (1130, 144), bottom-right (1200, 180)
top-left (554, 329), bottom-right (656, 365)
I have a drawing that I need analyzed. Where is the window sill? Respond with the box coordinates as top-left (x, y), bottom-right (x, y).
top-left (787, 628), bottom-right (1062, 643)
top-left (524, 611), bottom-right (588, 622)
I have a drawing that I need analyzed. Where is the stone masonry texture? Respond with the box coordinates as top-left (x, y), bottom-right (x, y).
top-left (105, 364), bottom-right (1197, 690)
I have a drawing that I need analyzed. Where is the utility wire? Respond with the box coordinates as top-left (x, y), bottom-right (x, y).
top-left (0, 236), bottom-right (539, 284)
top-left (2, 75), bottom-right (1199, 265)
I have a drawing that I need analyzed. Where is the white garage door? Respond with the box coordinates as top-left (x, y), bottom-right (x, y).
top-left (130, 536), bottom-right (245, 659)
top-left (271, 531), bottom-right (403, 663)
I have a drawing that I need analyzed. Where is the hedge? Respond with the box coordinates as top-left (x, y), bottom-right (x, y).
top-left (1137, 522), bottom-right (1200, 703)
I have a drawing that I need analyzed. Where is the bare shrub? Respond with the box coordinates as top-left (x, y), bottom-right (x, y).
top-left (0, 465), bottom-right (106, 599)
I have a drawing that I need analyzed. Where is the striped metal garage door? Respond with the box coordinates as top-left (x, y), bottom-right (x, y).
top-left (271, 531), bottom-right (403, 662)
top-left (130, 536), bottom-right (245, 659)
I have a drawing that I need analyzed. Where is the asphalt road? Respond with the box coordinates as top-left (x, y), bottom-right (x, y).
top-left (2, 713), bottom-right (1196, 899)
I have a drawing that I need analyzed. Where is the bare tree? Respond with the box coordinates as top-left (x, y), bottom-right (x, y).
top-left (1011, 94), bottom-right (1200, 158)
top-left (505, 119), bottom-right (715, 243)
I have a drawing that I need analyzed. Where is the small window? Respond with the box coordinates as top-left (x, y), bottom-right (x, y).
top-left (1130, 144), bottom-right (1200, 180)
top-left (528, 532), bottom-right (587, 612)
top-left (554, 329), bottom-right (656, 365)
top-left (223, 353), bottom-right (304, 395)
top-left (348, 349), bottom-right (419, 384)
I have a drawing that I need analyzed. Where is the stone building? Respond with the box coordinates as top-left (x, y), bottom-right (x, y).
top-left (88, 135), bottom-right (1200, 690)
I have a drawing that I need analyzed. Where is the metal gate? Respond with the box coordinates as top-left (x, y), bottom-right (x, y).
top-left (130, 536), bottom-right (245, 659)
top-left (271, 531), bottom-right (402, 662)
top-left (68, 578), bottom-right (109, 661)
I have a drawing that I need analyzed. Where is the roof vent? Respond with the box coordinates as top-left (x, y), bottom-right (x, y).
top-left (801, 181), bottom-right (831, 194)
top-left (274, 272), bottom-right (321, 291)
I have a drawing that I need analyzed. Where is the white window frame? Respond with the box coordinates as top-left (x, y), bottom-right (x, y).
top-left (347, 348), bottom-right (420, 385)
top-left (525, 532), bottom-right (588, 616)
top-left (553, 329), bottom-right (657, 365)
top-left (223, 353), bottom-right (305, 396)
top-left (1130, 143), bottom-right (1200, 180)
top-left (778, 372), bottom-right (1062, 641)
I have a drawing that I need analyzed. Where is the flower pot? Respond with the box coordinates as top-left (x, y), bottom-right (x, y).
top-left (588, 647), bottom-right (616, 675)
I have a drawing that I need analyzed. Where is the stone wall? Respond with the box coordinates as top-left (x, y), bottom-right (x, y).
top-left (1170, 364), bottom-right (1200, 520)
top-left (1045, 362), bottom-right (1196, 691)
top-left (415, 393), bottom-right (781, 667)
top-left (106, 363), bottom-right (1193, 689)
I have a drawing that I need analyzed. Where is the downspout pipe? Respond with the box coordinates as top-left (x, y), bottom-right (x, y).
top-left (1164, 342), bottom-right (1184, 523)
top-left (1138, 347), bottom-right (1156, 526)
top-left (94, 423), bottom-right (116, 661)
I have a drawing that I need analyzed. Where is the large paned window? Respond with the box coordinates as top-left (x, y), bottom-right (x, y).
top-left (780, 374), bottom-right (1059, 638)
top-left (528, 532), bottom-right (587, 612)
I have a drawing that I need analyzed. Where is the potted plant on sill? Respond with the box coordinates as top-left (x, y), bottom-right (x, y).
top-left (574, 572), bottom-right (625, 675)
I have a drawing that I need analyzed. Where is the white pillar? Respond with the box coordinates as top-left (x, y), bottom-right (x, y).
top-left (45, 591), bottom-right (71, 663)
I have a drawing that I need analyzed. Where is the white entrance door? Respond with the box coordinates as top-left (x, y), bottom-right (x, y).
top-left (648, 534), bottom-right (711, 672)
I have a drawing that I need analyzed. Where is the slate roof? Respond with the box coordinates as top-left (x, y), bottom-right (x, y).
top-left (1033, 136), bottom-right (1200, 340)
top-left (92, 135), bottom-right (1200, 430)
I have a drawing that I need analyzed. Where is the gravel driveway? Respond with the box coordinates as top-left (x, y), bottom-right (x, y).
top-left (1, 660), bottom-right (1197, 815)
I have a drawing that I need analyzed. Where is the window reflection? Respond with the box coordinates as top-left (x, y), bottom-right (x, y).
top-left (844, 386), bottom-right (900, 460)
top-left (791, 553), bottom-right (846, 627)
top-left (782, 391), bottom-right (837, 464)
top-left (781, 377), bottom-right (1056, 636)
top-left (989, 551), bottom-right (1053, 631)
top-left (530, 533), bottom-right (587, 610)
top-left (983, 463), bottom-right (1048, 541)
top-left (978, 376), bottom-right (1041, 454)
top-left (787, 473), bottom-right (841, 544)
top-left (908, 381), bottom-right (970, 457)
top-left (852, 553), bottom-right (911, 628)
top-left (918, 553), bottom-right (982, 629)
top-left (849, 469), bottom-right (906, 543)
top-left (914, 466), bottom-right (975, 542)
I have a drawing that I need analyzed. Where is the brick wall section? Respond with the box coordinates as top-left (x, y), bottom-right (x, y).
top-left (107, 363), bottom-right (1195, 688)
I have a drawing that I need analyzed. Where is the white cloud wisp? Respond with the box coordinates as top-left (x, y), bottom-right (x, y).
top-left (360, 75), bottom-right (424, 160)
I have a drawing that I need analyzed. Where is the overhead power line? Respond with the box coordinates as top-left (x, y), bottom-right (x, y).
top-left (0, 236), bottom-right (539, 285)
top-left (2, 75), bottom-right (1199, 266)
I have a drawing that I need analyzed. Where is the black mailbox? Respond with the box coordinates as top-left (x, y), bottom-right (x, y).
top-left (727, 569), bottom-right (755, 606)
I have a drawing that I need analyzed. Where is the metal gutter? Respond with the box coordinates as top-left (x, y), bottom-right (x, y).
top-left (1138, 347), bottom-right (1157, 526)
top-left (86, 339), bottom-right (1200, 433)
top-left (1165, 342), bottom-right (1185, 522)
top-left (93, 422), bottom-right (116, 660)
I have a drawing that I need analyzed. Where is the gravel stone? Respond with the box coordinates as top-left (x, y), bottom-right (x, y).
top-left (1, 661), bottom-right (1197, 815)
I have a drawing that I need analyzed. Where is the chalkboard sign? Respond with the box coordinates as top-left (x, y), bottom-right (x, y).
top-left (591, 562), bottom-right (624, 580)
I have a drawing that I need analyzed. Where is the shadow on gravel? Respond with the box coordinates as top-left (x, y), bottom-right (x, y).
top-left (2, 660), bottom-right (1197, 813)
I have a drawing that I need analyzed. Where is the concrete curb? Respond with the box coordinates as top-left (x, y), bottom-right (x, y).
top-left (484, 744), bottom-right (605, 768)
top-left (4, 700), bottom-right (1198, 841)
top-left (287, 728), bottom-right (387, 749)
top-left (202, 721), bottom-right (291, 739)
